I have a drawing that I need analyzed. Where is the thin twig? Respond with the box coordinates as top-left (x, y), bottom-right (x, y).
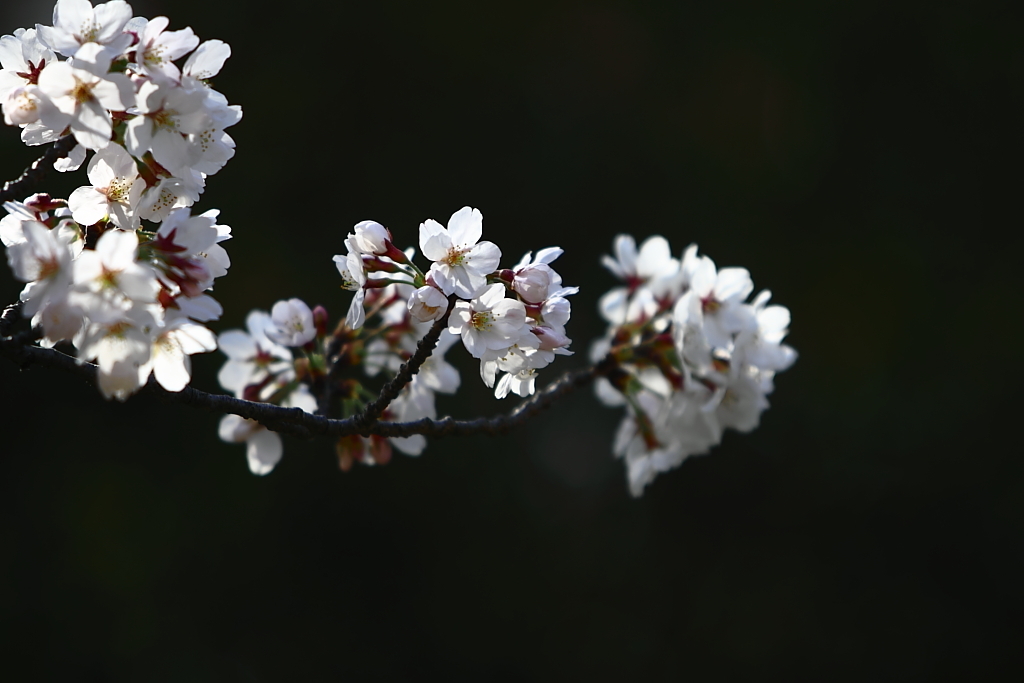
top-left (0, 135), bottom-right (78, 204)
top-left (351, 295), bottom-right (456, 428)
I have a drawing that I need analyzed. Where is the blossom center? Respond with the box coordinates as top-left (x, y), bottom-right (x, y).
top-left (469, 311), bottom-right (493, 331)
top-left (37, 255), bottom-right (61, 281)
top-left (104, 177), bottom-right (131, 202)
top-left (144, 45), bottom-right (166, 66)
top-left (151, 109), bottom-right (179, 131)
top-left (443, 247), bottom-right (468, 267)
top-left (71, 76), bottom-right (96, 104)
top-left (76, 21), bottom-right (101, 45)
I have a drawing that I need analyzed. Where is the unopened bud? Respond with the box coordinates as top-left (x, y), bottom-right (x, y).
top-left (313, 305), bottom-right (329, 337)
top-left (382, 240), bottom-right (412, 265)
top-left (25, 193), bottom-right (64, 213)
top-left (532, 325), bottom-right (571, 351)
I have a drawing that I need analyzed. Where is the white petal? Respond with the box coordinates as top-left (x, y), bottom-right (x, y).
top-left (418, 219), bottom-right (450, 261)
top-left (246, 429), bottom-right (283, 475)
top-left (446, 206), bottom-right (482, 247)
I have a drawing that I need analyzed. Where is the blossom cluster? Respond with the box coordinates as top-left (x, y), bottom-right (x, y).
top-left (214, 207), bottom-right (578, 474)
top-left (338, 207), bottom-right (577, 400)
top-left (1, 0), bottom-right (238, 399)
top-left (593, 235), bottom-right (797, 496)
top-left (1, 4), bottom-right (799, 496)
top-left (216, 308), bottom-right (318, 475)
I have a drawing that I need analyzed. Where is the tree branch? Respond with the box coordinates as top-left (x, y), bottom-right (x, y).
top-left (351, 295), bottom-right (456, 428)
top-left (1, 302), bottom-right (613, 441)
top-left (0, 135), bottom-right (78, 204)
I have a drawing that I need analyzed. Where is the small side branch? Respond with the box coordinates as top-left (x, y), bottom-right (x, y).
top-left (364, 357), bottom-right (616, 438)
top-left (0, 135), bottom-right (78, 204)
top-left (351, 295), bottom-right (456, 428)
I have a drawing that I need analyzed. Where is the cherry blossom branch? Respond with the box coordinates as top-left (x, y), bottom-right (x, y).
top-left (0, 135), bottom-right (78, 204)
top-left (351, 294), bottom-right (457, 428)
top-left (1, 301), bottom-right (613, 441)
top-left (364, 355), bottom-right (618, 438)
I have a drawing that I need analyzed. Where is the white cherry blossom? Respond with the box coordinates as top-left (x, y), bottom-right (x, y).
top-left (216, 310), bottom-right (292, 398)
top-left (6, 219), bottom-right (75, 316)
top-left (72, 228), bottom-right (160, 309)
top-left (0, 28), bottom-right (56, 101)
top-left (419, 206), bottom-right (501, 299)
top-left (511, 247), bottom-right (564, 304)
top-left (218, 385), bottom-right (316, 475)
top-left (75, 306), bottom-right (156, 401)
top-left (219, 415), bottom-right (282, 475)
top-left (448, 283), bottom-right (528, 358)
top-left (36, 0), bottom-right (134, 58)
top-left (407, 284), bottom-right (448, 322)
top-left (125, 79), bottom-right (210, 174)
top-left (182, 40), bottom-right (230, 81)
top-left (133, 16), bottom-right (199, 82)
top-left (68, 143), bottom-right (144, 228)
top-left (34, 42), bottom-right (133, 150)
top-left (265, 298), bottom-right (316, 347)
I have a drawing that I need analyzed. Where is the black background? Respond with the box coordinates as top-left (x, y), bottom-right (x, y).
top-left (1, 0), bottom-right (1022, 679)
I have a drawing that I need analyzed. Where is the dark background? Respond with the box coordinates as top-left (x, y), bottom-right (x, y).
top-left (1, 0), bottom-right (1022, 679)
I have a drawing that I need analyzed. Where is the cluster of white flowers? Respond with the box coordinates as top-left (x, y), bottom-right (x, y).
top-left (593, 235), bottom-right (797, 496)
top-left (216, 207), bottom-right (578, 475)
top-left (1, 4), bottom-right (799, 494)
top-left (339, 207), bottom-right (576, 400)
top-left (216, 308), bottom-right (318, 474)
top-left (0, 0), bottom-right (239, 399)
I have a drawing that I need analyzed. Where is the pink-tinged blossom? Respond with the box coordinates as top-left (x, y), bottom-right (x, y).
top-left (132, 16), bottom-right (199, 81)
top-left (0, 28), bottom-right (56, 101)
top-left (36, 0), bottom-right (134, 58)
top-left (419, 207), bottom-right (501, 299)
top-left (448, 283), bottom-right (528, 358)
top-left (3, 86), bottom-right (43, 125)
top-left (407, 284), bottom-right (448, 322)
top-left (75, 306), bottom-right (156, 401)
top-left (32, 295), bottom-right (85, 346)
top-left (6, 219), bottom-right (75, 316)
top-left (34, 42), bottom-right (133, 150)
top-left (72, 228), bottom-right (160, 308)
top-left (511, 247), bottom-right (565, 304)
top-left (140, 319), bottom-right (217, 392)
top-left (216, 310), bottom-right (292, 398)
top-left (187, 126), bottom-right (236, 175)
top-left (68, 143), bottom-right (144, 228)
top-left (266, 298), bottom-right (316, 347)
top-left (137, 177), bottom-right (193, 222)
top-left (125, 79), bottom-right (210, 174)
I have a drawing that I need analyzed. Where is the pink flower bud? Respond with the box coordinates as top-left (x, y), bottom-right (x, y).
top-left (313, 305), bottom-right (329, 336)
top-left (532, 325), bottom-right (571, 351)
top-left (512, 264), bottom-right (554, 304)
